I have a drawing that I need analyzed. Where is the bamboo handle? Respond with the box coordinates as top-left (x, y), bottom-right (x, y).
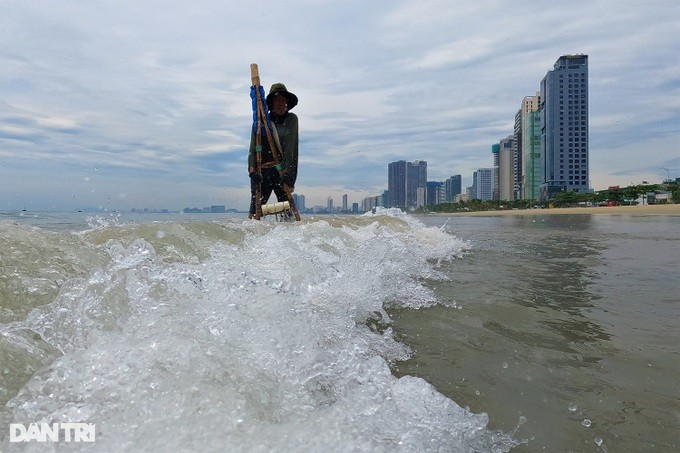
top-left (251, 63), bottom-right (263, 220)
top-left (250, 63), bottom-right (260, 86)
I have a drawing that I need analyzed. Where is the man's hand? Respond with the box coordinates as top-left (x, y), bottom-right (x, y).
top-left (249, 171), bottom-right (262, 183)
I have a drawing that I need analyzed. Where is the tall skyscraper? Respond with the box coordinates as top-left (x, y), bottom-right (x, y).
top-left (497, 136), bottom-right (515, 201)
top-left (492, 144), bottom-right (500, 201)
top-left (407, 160), bottom-right (427, 209)
top-left (388, 161), bottom-right (407, 209)
top-left (540, 54), bottom-right (589, 198)
top-left (513, 109), bottom-right (523, 200)
top-left (293, 194), bottom-right (305, 212)
top-left (473, 168), bottom-right (494, 200)
top-left (445, 175), bottom-right (462, 202)
top-left (388, 160), bottom-right (427, 209)
top-left (520, 93), bottom-right (542, 200)
top-left (342, 194), bottom-right (348, 211)
top-left (426, 181), bottom-right (443, 206)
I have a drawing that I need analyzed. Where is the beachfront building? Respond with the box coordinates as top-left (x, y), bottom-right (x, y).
top-left (539, 54), bottom-right (590, 199)
top-left (496, 136), bottom-right (515, 201)
top-left (388, 160), bottom-right (428, 209)
top-left (492, 144), bottom-right (500, 201)
top-left (362, 195), bottom-right (383, 212)
top-left (473, 168), bottom-right (494, 200)
top-left (388, 161), bottom-right (407, 209)
top-left (426, 181), bottom-right (444, 206)
top-left (520, 93), bottom-right (542, 201)
top-left (407, 160), bottom-right (427, 209)
top-left (513, 110), bottom-right (523, 200)
top-left (444, 175), bottom-right (462, 202)
top-left (292, 194), bottom-right (305, 212)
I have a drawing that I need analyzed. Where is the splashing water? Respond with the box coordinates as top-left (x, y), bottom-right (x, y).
top-left (1, 209), bottom-right (518, 451)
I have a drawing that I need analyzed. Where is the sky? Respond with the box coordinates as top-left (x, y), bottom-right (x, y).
top-left (1, 0), bottom-right (678, 211)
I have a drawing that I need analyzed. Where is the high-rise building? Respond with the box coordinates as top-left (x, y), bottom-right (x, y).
top-left (388, 161), bottom-right (407, 208)
top-left (513, 109), bottom-right (523, 200)
top-left (492, 144), bottom-right (500, 201)
top-left (497, 136), bottom-right (515, 201)
top-left (466, 186), bottom-right (475, 199)
top-left (293, 194), bottom-right (305, 212)
top-left (472, 168), bottom-right (494, 200)
top-left (342, 194), bottom-right (348, 211)
top-left (520, 94), bottom-right (542, 200)
top-left (444, 175), bottom-right (462, 202)
top-left (388, 160), bottom-right (427, 209)
top-left (540, 54), bottom-right (589, 198)
top-left (426, 181), bottom-right (443, 206)
top-left (362, 195), bottom-right (383, 212)
top-left (416, 187), bottom-right (426, 209)
top-left (407, 160), bottom-right (427, 209)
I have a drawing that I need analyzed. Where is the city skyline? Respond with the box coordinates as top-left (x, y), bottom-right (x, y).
top-left (358, 55), bottom-right (592, 209)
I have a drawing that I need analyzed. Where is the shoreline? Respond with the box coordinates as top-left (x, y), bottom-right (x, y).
top-left (424, 204), bottom-right (680, 217)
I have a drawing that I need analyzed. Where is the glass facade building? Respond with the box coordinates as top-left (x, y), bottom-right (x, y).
top-left (444, 175), bottom-right (462, 202)
top-left (388, 160), bottom-right (428, 209)
top-left (388, 160), bottom-right (407, 209)
top-left (540, 54), bottom-right (589, 196)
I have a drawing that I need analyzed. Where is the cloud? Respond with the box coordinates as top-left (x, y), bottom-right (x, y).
top-left (0, 0), bottom-right (678, 210)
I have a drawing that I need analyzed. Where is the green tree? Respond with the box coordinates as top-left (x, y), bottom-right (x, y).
top-left (667, 183), bottom-right (679, 203)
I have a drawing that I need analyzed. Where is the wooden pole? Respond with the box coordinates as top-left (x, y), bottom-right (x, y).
top-left (250, 64), bottom-right (263, 220)
top-left (250, 63), bottom-right (302, 221)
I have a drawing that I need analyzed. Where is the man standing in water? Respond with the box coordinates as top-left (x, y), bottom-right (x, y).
top-left (248, 83), bottom-right (299, 218)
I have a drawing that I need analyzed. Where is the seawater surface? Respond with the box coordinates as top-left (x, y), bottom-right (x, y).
top-left (393, 213), bottom-right (679, 452)
top-left (0, 209), bottom-right (517, 452)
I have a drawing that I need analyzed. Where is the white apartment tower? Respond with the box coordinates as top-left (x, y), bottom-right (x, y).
top-left (473, 168), bottom-right (494, 201)
top-left (497, 136), bottom-right (515, 201)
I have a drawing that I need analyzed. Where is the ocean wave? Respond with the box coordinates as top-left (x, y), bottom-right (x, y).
top-left (1, 209), bottom-right (516, 452)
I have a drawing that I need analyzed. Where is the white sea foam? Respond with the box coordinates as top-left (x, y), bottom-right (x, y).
top-left (1, 210), bottom-right (516, 451)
